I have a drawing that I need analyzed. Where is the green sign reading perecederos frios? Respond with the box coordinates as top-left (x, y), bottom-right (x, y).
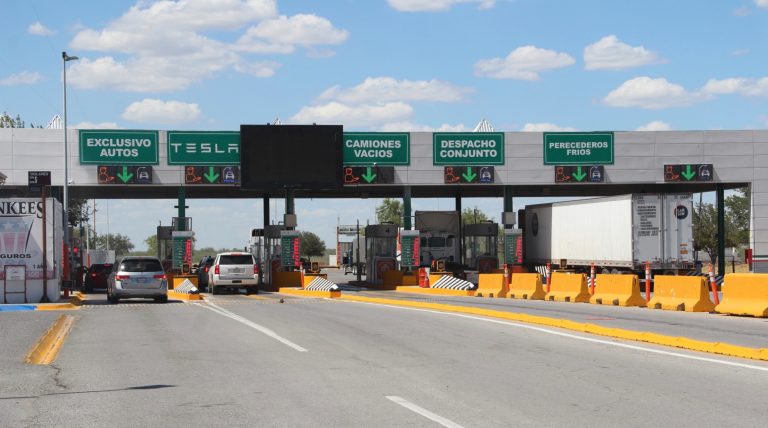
top-left (79, 130), bottom-right (159, 165)
top-left (543, 132), bottom-right (614, 165)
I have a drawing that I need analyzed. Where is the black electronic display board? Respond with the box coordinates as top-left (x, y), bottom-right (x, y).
top-left (240, 125), bottom-right (343, 189)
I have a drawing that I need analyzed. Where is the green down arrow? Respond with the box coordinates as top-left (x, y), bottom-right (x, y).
top-left (362, 167), bottom-right (377, 183)
top-left (116, 166), bottom-right (133, 183)
top-left (203, 167), bottom-right (220, 183)
top-left (462, 167), bottom-right (477, 182)
top-left (681, 165), bottom-right (696, 181)
top-left (572, 166), bottom-right (587, 182)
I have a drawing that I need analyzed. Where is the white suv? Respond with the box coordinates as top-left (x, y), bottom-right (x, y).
top-left (208, 252), bottom-right (259, 295)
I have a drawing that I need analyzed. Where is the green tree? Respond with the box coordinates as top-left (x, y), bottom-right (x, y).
top-left (300, 231), bottom-right (326, 258)
top-left (693, 201), bottom-right (718, 265)
top-left (725, 188), bottom-right (749, 248)
top-left (375, 198), bottom-right (403, 226)
top-left (144, 235), bottom-right (158, 257)
top-left (93, 233), bottom-right (134, 258)
top-left (67, 198), bottom-right (90, 228)
top-left (0, 112), bottom-right (24, 128)
top-left (462, 207), bottom-right (490, 225)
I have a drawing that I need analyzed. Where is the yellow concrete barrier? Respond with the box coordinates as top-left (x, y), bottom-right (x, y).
top-left (475, 273), bottom-right (507, 298)
top-left (272, 271), bottom-right (302, 289)
top-left (715, 273), bottom-right (768, 317)
top-left (167, 290), bottom-right (203, 301)
top-left (648, 275), bottom-right (715, 312)
top-left (381, 270), bottom-right (403, 289)
top-left (508, 273), bottom-right (546, 300)
top-left (589, 274), bottom-right (647, 307)
top-left (547, 272), bottom-right (590, 303)
top-left (401, 272), bottom-right (418, 286)
top-left (302, 273), bottom-right (327, 287)
top-left (171, 275), bottom-right (197, 290)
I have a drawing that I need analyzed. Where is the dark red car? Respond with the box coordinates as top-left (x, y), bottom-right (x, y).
top-left (84, 263), bottom-right (112, 292)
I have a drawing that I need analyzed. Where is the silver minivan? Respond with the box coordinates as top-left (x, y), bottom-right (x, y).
top-left (208, 252), bottom-right (259, 295)
top-left (107, 256), bottom-right (168, 303)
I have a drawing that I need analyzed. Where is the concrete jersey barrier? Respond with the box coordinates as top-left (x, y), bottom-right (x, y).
top-left (475, 273), bottom-right (507, 298)
top-left (508, 273), bottom-right (546, 300)
top-left (589, 274), bottom-right (647, 307)
top-left (547, 272), bottom-right (590, 303)
top-left (648, 275), bottom-right (715, 312)
top-left (715, 273), bottom-right (768, 317)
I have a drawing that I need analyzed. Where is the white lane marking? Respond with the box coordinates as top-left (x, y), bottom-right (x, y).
top-left (386, 396), bottom-right (465, 428)
top-left (349, 301), bottom-right (768, 373)
top-left (195, 301), bottom-right (308, 352)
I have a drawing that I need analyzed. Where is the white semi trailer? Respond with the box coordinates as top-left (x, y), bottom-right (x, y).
top-left (522, 193), bottom-right (695, 273)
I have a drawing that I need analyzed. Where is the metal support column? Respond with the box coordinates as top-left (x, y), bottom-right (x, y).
top-left (176, 186), bottom-right (186, 231)
top-left (455, 196), bottom-right (463, 266)
top-left (717, 184), bottom-right (725, 276)
top-left (403, 186), bottom-right (412, 230)
top-left (285, 189), bottom-right (294, 230)
top-left (504, 186), bottom-right (514, 226)
top-left (263, 196), bottom-right (270, 226)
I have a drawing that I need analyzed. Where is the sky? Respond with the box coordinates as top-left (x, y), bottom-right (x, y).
top-left (1, 0), bottom-right (766, 252)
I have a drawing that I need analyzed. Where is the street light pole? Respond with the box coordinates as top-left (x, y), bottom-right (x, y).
top-left (62, 51), bottom-right (79, 284)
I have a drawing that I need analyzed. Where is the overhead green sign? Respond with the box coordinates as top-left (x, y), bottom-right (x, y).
top-left (343, 132), bottom-right (410, 166)
top-left (543, 132), bottom-right (614, 165)
top-left (433, 132), bottom-right (504, 166)
top-left (167, 131), bottom-right (240, 165)
top-left (79, 130), bottom-right (159, 165)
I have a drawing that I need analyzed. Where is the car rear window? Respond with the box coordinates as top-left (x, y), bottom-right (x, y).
top-left (120, 260), bottom-right (163, 272)
top-left (90, 264), bottom-right (110, 273)
top-left (219, 255), bottom-right (254, 265)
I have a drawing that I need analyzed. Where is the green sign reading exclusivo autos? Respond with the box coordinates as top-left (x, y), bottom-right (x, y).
top-left (79, 130), bottom-right (159, 165)
top-left (433, 132), bottom-right (504, 165)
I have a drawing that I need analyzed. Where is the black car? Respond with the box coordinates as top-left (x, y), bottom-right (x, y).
top-left (196, 256), bottom-right (214, 291)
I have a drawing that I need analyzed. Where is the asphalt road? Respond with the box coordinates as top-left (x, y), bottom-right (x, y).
top-left (2, 290), bottom-right (768, 427)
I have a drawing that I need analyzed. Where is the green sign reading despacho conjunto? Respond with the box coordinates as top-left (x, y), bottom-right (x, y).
top-left (543, 132), bottom-right (614, 165)
top-left (433, 132), bottom-right (504, 165)
top-left (79, 130), bottom-right (159, 165)
top-left (343, 132), bottom-right (410, 165)
top-left (167, 131), bottom-right (240, 165)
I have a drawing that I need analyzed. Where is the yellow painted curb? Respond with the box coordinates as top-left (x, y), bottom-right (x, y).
top-left (279, 288), bottom-right (341, 298)
top-left (25, 314), bottom-right (76, 365)
top-left (395, 286), bottom-right (476, 297)
top-left (36, 303), bottom-right (79, 311)
top-left (339, 295), bottom-right (768, 362)
top-left (167, 290), bottom-right (203, 301)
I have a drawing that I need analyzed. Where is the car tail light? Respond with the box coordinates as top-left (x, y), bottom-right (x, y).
top-left (91, 273), bottom-right (97, 278)
top-left (204, 266), bottom-right (209, 273)
top-left (115, 275), bottom-right (130, 280)
top-left (153, 274), bottom-right (166, 279)
top-left (214, 265), bottom-right (220, 275)
top-left (254, 265), bottom-right (259, 274)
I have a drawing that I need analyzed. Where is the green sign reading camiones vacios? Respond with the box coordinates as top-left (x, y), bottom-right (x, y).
top-left (433, 132), bottom-right (505, 165)
top-left (543, 132), bottom-right (614, 165)
top-left (167, 131), bottom-right (240, 165)
top-left (79, 130), bottom-right (159, 165)
top-left (343, 132), bottom-right (410, 165)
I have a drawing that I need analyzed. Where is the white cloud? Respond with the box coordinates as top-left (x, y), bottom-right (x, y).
top-left (234, 61), bottom-right (280, 77)
top-left (378, 121), bottom-right (469, 132)
top-left (521, 123), bottom-right (578, 132)
top-left (583, 35), bottom-right (664, 71)
top-left (733, 6), bottom-right (751, 16)
top-left (121, 99), bottom-right (202, 124)
top-left (603, 77), bottom-right (704, 109)
top-left (28, 21), bottom-right (55, 36)
top-left (636, 120), bottom-right (672, 131)
top-left (290, 101), bottom-right (413, 127)
top-left (731, 48), bottom-right (750, 57)
top-left (74, 121), bottom-right (121, 129)
top-left (702, 77), bottom-right (768, 97)
top-left (67, 1), bottom-right (347, 91)
top-left (474, 46), bottom-right (575, 80)
top-left (236, 14), bottom-right (348, 53)
top-left (756, 0), bottom-right (768, 8)
top-left (318, 77), bottom-right (471, 104)
top-left (0, 71), bottom-right (43, 86)
top-left (388, 0), bottom-right (495, 12)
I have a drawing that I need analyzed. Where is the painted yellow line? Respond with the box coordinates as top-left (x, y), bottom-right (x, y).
top-left (242, 294), bottom-right (270, 301)
top-left (25, 314), bottom-right (76, 365)
top-left (340, 295), bottom-right (768, 362)
top-left (279, 288), bottom-right (341, 299)
top-left (36, 303), bottom-right (79, 311)
top-left (395, 286), bottom-right (476, 297)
